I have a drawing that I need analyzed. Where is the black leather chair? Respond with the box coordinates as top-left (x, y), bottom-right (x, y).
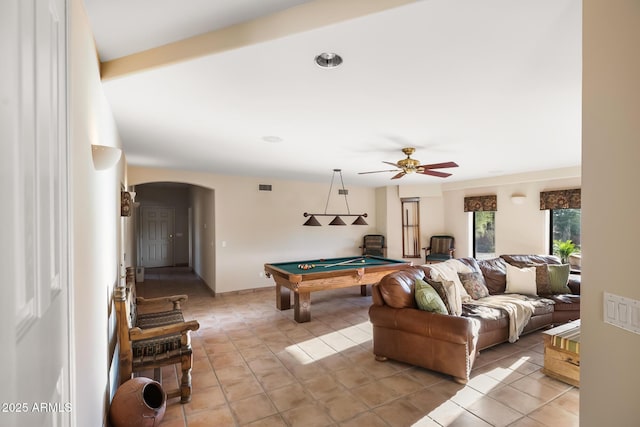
top-left (360, 234), bottom-right (386, 257)
top-left (424, 235), bottom-right (455, 263)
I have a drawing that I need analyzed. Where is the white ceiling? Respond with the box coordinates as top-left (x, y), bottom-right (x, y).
top-left (84, 0), bottom-right (582, 187)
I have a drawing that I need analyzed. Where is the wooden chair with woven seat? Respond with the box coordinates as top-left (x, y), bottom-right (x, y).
top-left (423, 235), bottom-right (455, 263)
top-left (114, 273), bottom-right (200, 403)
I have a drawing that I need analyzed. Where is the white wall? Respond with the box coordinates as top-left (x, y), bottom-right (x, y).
top-left (190, 185), bottom-right (216, 291)
top-left (129, 167), bottom-right (380, 293)
top-left (581, 1), bottom-right (640, 424)
top-left (69, 0), bottom-right (125, 424)
top-left (441, 173), bottom-right (581, 257)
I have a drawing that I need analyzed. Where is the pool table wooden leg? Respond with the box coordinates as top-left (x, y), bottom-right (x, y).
top-left (294, 292), bottom-right (311, 323)
top-left (360, 285), bottom-right (371, 296)
top-left (276, 284), bottom-right (291, 310)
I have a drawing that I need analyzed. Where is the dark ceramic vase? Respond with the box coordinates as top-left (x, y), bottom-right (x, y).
top-left (109, 377), bottom-right (166, 427)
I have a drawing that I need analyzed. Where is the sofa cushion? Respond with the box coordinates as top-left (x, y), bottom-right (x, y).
top-left (529, 297), bottom-right (556, 316)
top-left (462, 304), bottom-right (509, 333)
top-left (477, 258), bottom-right (508, 294)
top-left (568, 274), bottom-right (581, 295)
top-left (505, 264), bottom-right (537, 295)
top-left (501, 254), bottom-right (561, 266)
top-left (549, 294), bottom-right (580, 310)
top-left (377, 267), bottom-right (425, 309)
top-left (458, 272), bottom-right (490, 300)
top-left (548, 264), bottom-right (571, 294)
top-left (462, 296), bottom-right (555, 328)
top-left (457, 257), bottom-right (481, 273)
top-left (415, 279), bottom-right (448, 314)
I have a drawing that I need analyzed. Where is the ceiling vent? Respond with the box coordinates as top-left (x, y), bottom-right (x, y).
top-left (259, 184), bottom-right (272, 191)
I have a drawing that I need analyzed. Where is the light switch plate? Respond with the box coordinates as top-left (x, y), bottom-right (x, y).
top-left (604, 292), bottom-right (640, 335)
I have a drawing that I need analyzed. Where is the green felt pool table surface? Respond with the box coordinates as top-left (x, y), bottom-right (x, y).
top-left (264, 255), bottom-right (411, 323)
top-left (265, 255), bottom-right (407, 275)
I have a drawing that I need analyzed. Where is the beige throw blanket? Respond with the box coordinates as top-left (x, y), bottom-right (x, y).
top-left (467, 294), bottom-right (535, 343)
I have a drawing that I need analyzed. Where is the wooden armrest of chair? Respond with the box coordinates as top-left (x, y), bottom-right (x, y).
top-left (115, 283), bottom-right (200, 404)
top-left (130, 320), bottom-right (200, 341)
top-left (137, 294), bottom-right (189, 310)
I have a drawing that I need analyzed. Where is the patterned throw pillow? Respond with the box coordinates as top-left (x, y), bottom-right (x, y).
top-left (527, 263), bottom-right (553, 296)
top-left (458, 272), bottom-right (490, 300)
top-left (424, 278), bottom-right (453, 315)
top-left (548, 264), bottom-right (571, 294)
top-left (414, 278), bottom-right (448, 314)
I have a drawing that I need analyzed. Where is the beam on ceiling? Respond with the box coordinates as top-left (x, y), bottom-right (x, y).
top-left (100, 0), bottom-right (418, 81)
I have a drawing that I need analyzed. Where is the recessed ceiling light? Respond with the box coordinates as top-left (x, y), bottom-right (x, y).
top-left (262, 136), bottom-right (283, 143)
top-left (315, 52), bottom-right (343, 68)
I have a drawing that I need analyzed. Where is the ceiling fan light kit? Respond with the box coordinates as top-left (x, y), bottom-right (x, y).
top-left (359, 147), bottom-right (459, 180)
top-left (303, 169), bottom-right (367, 226)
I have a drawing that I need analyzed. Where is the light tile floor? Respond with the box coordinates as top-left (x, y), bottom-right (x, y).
top-left (135, 267), bottom-right (579, 427)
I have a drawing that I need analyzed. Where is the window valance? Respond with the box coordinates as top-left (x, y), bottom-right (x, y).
top-left (464, 195), bottom-right (497, 212)
top-left (539, 189), bottom-right (581, 210)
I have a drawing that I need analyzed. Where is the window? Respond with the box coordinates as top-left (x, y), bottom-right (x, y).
top-left (473, 211), bottom-right (495, 259)
top-left (550, 208), bottom-right (581, 253)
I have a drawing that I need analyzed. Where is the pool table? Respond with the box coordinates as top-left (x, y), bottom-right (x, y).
top-left (264, 255), bottom-right (411, 323)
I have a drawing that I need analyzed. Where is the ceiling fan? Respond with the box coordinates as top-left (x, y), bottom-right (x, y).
top-left (359, 147), bottom-right (459, 180)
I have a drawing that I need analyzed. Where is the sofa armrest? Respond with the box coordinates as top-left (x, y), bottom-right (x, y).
top-left (371, 282), bottom-right (385, 306)
top-left (369, 305), bottom-right (478, 345)
top-left (568, 274), bottom-right (581, 295)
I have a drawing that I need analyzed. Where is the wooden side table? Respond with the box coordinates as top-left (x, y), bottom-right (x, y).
top-left (542, 319), bottom-right (580, 387)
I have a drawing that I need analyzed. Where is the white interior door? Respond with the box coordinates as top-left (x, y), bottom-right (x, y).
top-left (140, 206), bottom-right (175, 267)
top-left (1, 0), bottom-right (71, 425)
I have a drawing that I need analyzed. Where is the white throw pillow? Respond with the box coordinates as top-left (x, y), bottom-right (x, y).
top-left (505, 263), bottom-right (537, 295)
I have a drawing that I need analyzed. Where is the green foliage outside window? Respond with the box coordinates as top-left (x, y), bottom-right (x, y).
top-left (474, 211), bottom-right (495, 256)
top-left (551, 209), bottom-right (581, 259)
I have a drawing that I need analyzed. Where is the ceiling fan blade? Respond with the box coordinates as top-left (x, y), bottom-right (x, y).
top-left (391, 172), bottom-right (406, 180)
top-left (382, 161), bottom-right (400, 168)
top-left (419, 161), bottom-right (459, 170)
top-left (419, 169), bottom-right (452, 178)
top-left (358, 169), bottom-right (400, 175)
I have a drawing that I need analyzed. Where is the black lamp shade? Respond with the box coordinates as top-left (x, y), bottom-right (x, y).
top-left (303, 215), bottom-right (322, 226)
top-left (328, 216), bottom-right (346, 226)
top-left (352, 215), bottom-right (368, 225)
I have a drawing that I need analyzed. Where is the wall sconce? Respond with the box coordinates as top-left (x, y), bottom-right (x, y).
top-left (511, 194), bottom-right (527, 205)
top-left (92, 144), bottom-right (122, 170)
top-left (303, 169), bottom-right (368, 226)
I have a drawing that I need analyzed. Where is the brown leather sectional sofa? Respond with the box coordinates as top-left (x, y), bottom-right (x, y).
top-left (368, 255), bottom-right (580, 384)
